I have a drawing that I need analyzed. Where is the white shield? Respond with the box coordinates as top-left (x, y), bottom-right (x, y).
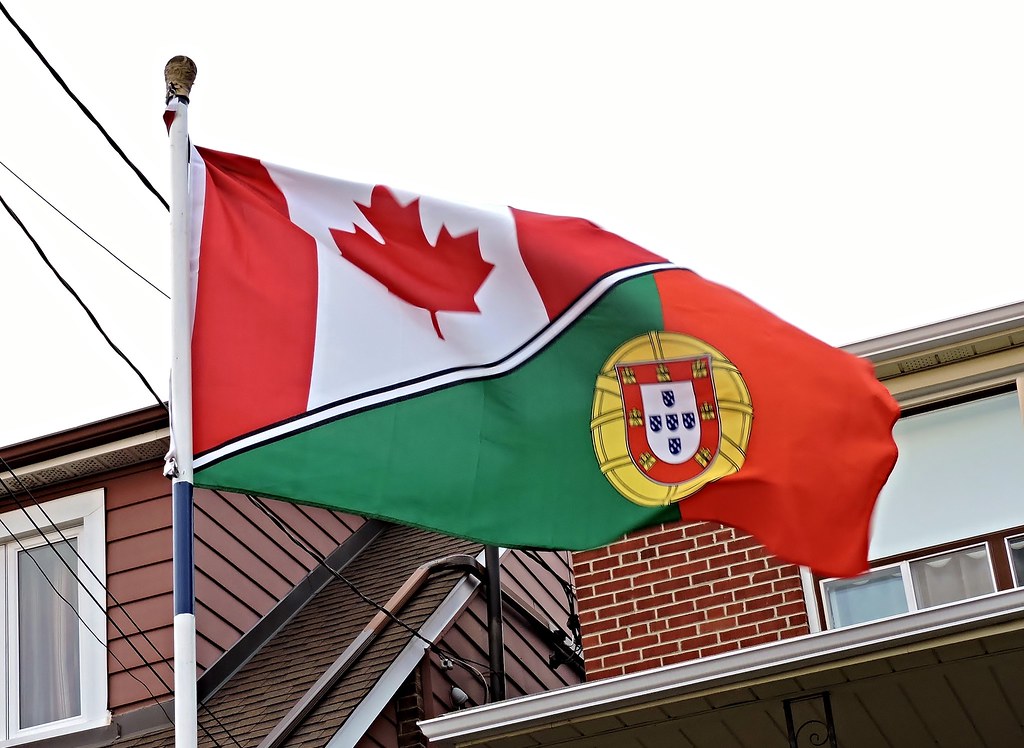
top-left (640, 381), bottom-right (700, 464)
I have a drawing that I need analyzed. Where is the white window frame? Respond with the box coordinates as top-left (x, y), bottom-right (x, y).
top-left (1006, 533), bottom-right (1024, 587)
top-left (821, 542), bottom-right (997, 629)
top-left (0, 488), bottom-right (109, 746)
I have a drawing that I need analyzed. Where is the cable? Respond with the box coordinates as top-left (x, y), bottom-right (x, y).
top-left (0, 1), bottom-right (169, 210)
top-left (0, 465), bottom-right (244, 748)
top-left (238, 492), bottom-right (493, 673)
top-left (0, 158), bottom-right (169, 299)
top-left (0, 190), bottom-right (167, 413)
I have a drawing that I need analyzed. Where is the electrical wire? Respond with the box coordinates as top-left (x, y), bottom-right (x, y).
top-left (0, 158), bottom-right (169, 299)
top-left (0, 190), bottom-right (167, 413)
top-left (0, 0), bottom-right (169, 210)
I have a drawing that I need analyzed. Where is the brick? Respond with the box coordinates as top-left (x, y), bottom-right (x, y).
top-left (615, 585), bottom-right (654, 603)
top-left (652, 579), bottom-right (686, 596)
top-left (601, 650), bottom-right (643, 668)
top-left (676, 584), bottom-right (713, 601)
top-left (666, 612), bottom-right (705, 629)
top-left (737, 608), bottom-right (775, 625)
top-left (627, 633), bottom-right (661, 650)
top-left (623, 659), bottom-right (652, 675)
top-left (574, 569), bottom-right (612, 588)
top-left (645, 528), bottom-right (686, 546)
top-left (581, 592), bottom-right (616, 609)
top-left (693, 591), bottom-right (733, 609)
top-left (599, 627), bottom-right (631, 644)
top-left (757, 618), bottom-right (788, 634)
top-left (596, 602), bottom-right (637, 619)
top-left (742, 632), bottom-right (784, 647)
top-left (690, 567), bottom-right (730, 585)
top-left (679, 634), bottom-right (719, 651)
top-left (586, 642), bottom-right (625, 659)
top-left (657, 600), bottom-right (699, 618)
top-left (776, 601), bottom-right (807, 618)
top-left (654, 538), bottom-right (698, 556)
top-left (730, 559), bottom-right (768, 576)
top-left (589, 666), bottom-right (624, 680)
top-left (773, 576), bottom-right (803, 592)
top-left (662, 624), bottom-right (699, 641)
top-left (751, 568), bottom-right (782, 584)
top-left (689, 544), bottom-right (728, 561)
top-left (616, 560), bottom-right (652, 578)
top-left (643, 592), bottom-right (676, 609)
top-left (700, 641), bottom-right (741, 657)
top-left (725, 535), bottom-right (761, 552)
top-left (716, 622), bottom-right (765, 639)
top-left (712, 576), bottom-right (752, 593)
top-left (592, 556), bottom-right (625, 572)
top-left (667, 559), bottom-right (710, 577)
top-left (642, 641), bottom-right (682, 658)
top-left (610, 537), bottom-right (649, 553)
top-left (628, 623), bottom-right (650, 637)
top-left (594, 578), bottom-right (634, 596)
top-left (787, 614), bottom-right (809, 629)
top-left (731, 582), bottom-right (775, 601)
top-left (661, 650), bottom-right (701, 667)
top-left (699, 616), bottom-right (738, 634)
top-left (618, 610), bottom-right (658, 627)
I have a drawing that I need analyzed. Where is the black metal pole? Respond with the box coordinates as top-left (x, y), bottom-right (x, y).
top-left (484, 545), bottom-right (506, 701)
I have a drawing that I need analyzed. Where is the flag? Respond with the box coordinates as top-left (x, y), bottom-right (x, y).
top-left (188, 146), bottom-right (899, 578)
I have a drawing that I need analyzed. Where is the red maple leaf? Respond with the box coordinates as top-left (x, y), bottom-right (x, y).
top-left (331, 186), bottom-right (495, 339)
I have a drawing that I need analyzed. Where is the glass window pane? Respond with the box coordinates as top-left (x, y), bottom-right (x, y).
top-left (824, 566), bottom-right (909, 628)
top-left (870, 393), bottom-right (1024, 559)
top-left (18, 539), bottom-right (81, 728)
top-left (1009, 536), bottom-right (1024, 586)
top-left (909, 545), bottom-right (995, 609)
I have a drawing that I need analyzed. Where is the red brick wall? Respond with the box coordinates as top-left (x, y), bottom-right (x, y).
top-left (573, 521), bottom-right (810, 680)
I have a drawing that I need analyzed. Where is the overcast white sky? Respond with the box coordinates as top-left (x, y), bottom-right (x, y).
top-left (1, 1), bottom-right (1022, 448)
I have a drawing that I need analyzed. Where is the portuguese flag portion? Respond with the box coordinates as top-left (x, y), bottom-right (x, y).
top-left (188, 147), bottom-right (899, 578)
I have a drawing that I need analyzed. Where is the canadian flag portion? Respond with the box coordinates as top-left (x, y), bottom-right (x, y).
top-left (264, 160), bottom-right (550, 413)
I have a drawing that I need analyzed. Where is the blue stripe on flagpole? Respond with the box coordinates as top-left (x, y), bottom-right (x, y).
top-left (172, 480), bottom-right (195, 616)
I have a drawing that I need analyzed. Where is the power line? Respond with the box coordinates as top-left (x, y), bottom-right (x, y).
top-left (0, 189), bottom-right (167, 413)
top-left (0, 0), bottom-right (169, 210)
top-left (0, 158), bottom-right (169, 299)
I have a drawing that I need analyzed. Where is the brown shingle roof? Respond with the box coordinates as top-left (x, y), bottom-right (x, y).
top-left (120, 525), bottom-right (480, 748)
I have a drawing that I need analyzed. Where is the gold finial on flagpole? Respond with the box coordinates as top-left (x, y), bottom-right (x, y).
top-left (164, 56), bottom-right (197, 103)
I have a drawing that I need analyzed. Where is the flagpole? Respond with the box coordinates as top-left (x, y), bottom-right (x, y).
top-left (165, 56), bottom-right (199, 748)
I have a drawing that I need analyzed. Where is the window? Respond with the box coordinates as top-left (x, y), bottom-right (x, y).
top-left (1, 489), bottom-right (107, 745)
top-left (822, 544), bottom-right (997, 628)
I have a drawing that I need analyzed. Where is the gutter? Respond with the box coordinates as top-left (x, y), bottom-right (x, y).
top-left (420, 587), bottom-right (1024, 746)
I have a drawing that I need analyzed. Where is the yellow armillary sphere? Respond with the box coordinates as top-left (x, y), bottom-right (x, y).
top-left (591, 331), bottom-right (753, 507)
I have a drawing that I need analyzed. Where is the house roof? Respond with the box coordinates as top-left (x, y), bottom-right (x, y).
top-left (118, 524), bottom-right (483, 748)
top-left (420, 588), bottom-right (1024, 747)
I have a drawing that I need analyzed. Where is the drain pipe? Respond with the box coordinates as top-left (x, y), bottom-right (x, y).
top-left (485, 546), bottom-right (506, 701)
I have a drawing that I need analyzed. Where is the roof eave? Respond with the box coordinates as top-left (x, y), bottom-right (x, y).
top-left (420, 587), bottom-right (1024, 745)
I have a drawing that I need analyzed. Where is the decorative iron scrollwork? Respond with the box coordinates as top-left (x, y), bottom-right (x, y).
top-left (783, 691), bottom-right (837, 748)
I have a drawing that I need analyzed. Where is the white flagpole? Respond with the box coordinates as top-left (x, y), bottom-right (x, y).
top-left (164, 56), bottom-right (198, 748)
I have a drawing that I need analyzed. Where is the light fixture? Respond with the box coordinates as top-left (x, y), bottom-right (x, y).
top-left (450, 686), bottom-right (470, 710)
